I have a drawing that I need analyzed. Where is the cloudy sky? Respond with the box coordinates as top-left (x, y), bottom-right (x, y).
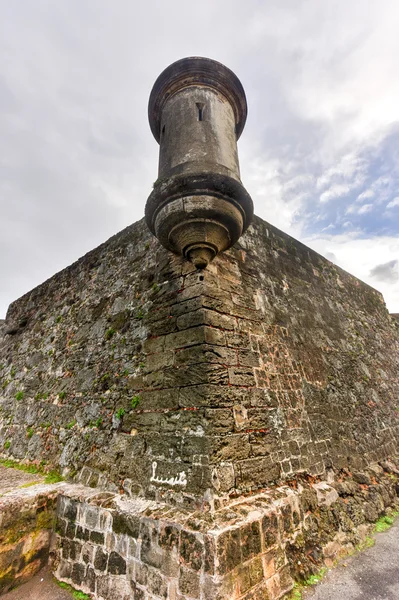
top-left (1, 0), bottom-right (398, 318)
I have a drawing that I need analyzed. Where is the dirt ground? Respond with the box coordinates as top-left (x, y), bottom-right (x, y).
top-left (0, 465), bottom-right (45, 493)
top-left (1, 567), bottom-right (77, 600)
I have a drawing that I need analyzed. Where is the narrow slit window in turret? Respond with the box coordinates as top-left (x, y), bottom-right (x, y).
top-left (196, 102), bottom-right (205, 121)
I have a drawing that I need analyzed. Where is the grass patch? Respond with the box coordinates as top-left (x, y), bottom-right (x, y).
top-left (287, 568), bottom-right (327, 599)
top-left (0, 458), bottom-right (41, 475)
top-left (289, 587), bottom-right (302, 600)
top-left (374, 512), bottom-right (399, 533)
top-left (44, 470), bottom-right (64, 484)
top-left (131, 395), bottom-right (140, 409)
top-left (19, 481), bottom-right (41, 488)
top-left (0, 458), bottom-right (63, 483)
top-left (303, 569), bottom-right (327, 586)
top-left (55, 580), bottom-right (90, 600)
top-left (354, 535), bottom-right (375, 552)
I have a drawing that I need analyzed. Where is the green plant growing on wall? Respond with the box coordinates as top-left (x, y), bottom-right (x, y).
top-left (131, 395), bottom-right (140, 409)
top-left (115, 407), bottom-right (125, 419)
top-left (15, 391), bottom-right (24, 401)
top-left (136, 308), bottom-right (144, 320)
top-left (55, 580), bottom-right (90, 599)
top-left (59, 391), bottom-right (66, 400)
top-left (27, 427), bottom-right (34, 439)
top-left (4, 440), bottom-right (11, 449)
top-left (105, 327), bottom-right (115, 340)
top-left (66, 420), bottom-right (76, 430)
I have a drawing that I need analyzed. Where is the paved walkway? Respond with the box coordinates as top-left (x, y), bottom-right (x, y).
top-left (0, 465), bottom-right (45, 492)
top-left (305, 519), bottom-right (399, 600)
top-left (1, 567), bottom-right (75, 600)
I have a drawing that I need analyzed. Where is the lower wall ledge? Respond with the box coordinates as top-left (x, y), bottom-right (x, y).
top-left (52, 459), bottom-right (399, 600)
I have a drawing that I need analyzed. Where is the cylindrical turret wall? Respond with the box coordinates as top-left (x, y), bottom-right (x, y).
top-left (158, 87), bottom-right (240, 181)
top-left (145, 57), bottom-right (253, 268)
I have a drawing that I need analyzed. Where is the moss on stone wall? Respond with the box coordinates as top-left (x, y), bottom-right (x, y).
top-left (0, 216), bottom-right (398, 508)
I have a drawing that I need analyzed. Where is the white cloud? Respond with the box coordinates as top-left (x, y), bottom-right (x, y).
top-left (304, 233), bottom-right (399, 312)
top-left (320, 184), bottom-right (353, 204)
top-left (1, 0), bottom-right (399, 317)
top-left (357, 189), bottom-right (375, 201)
top-left (358, 203), bottom-right (373, 214)
top-left (387, 197), bottom-right (399, 209)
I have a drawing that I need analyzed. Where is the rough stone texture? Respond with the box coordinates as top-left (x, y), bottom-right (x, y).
top-left (0, 213), bottom-right (399, 599)
top-left (53, 463), bottom-right (399, 600)
top-left (146, 57), bottom-right (253, 268)
top-left (0, 480), bottom-right (63, 594)
top-left (0, 215), bottom-right (398, 510)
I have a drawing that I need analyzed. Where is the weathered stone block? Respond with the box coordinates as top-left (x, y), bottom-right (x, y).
top-left (140, 523), bottom-right (162, 570)
top-left (107, 551), bottom-right (126, 575)
top-left (71, 562), bottom-right (85, 586)
top-left (94, 547), bottom-right (109, 571)
top-left (228, 367), bottom-right (256, 386)
top-left (76, 526), bottom-right (90, 542)
top-left (238, 556), bottom-right (264, 596)
top-left (216, 528), bottom-right (242, 574)
top-left (236, 457), bottom-right (280, 488)
top-left (146, 566), bottom-right (168, 598)
top-left (241, 521), bottom-right (262, 561)
top-left (112, 512), bottom-right (141, 539)
top-left (211, 434), bottom-right (251, 463)
top-left (90, 530), bottom-right (105, 545)
top-left (179, 531), bottom-right (203, 571)
top-left (177, 567), bottom-right (200, 598)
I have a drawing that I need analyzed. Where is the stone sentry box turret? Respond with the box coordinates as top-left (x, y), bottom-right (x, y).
top-left (145, 56), bottom-right (253, 268)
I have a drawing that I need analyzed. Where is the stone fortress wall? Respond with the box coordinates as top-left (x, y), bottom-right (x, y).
top-left (1, 215), bottom-right (398, 509)
top-left (2, 54), bottom-right (399, 600)
top-left (1, 215), bottom-right (399, 599)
